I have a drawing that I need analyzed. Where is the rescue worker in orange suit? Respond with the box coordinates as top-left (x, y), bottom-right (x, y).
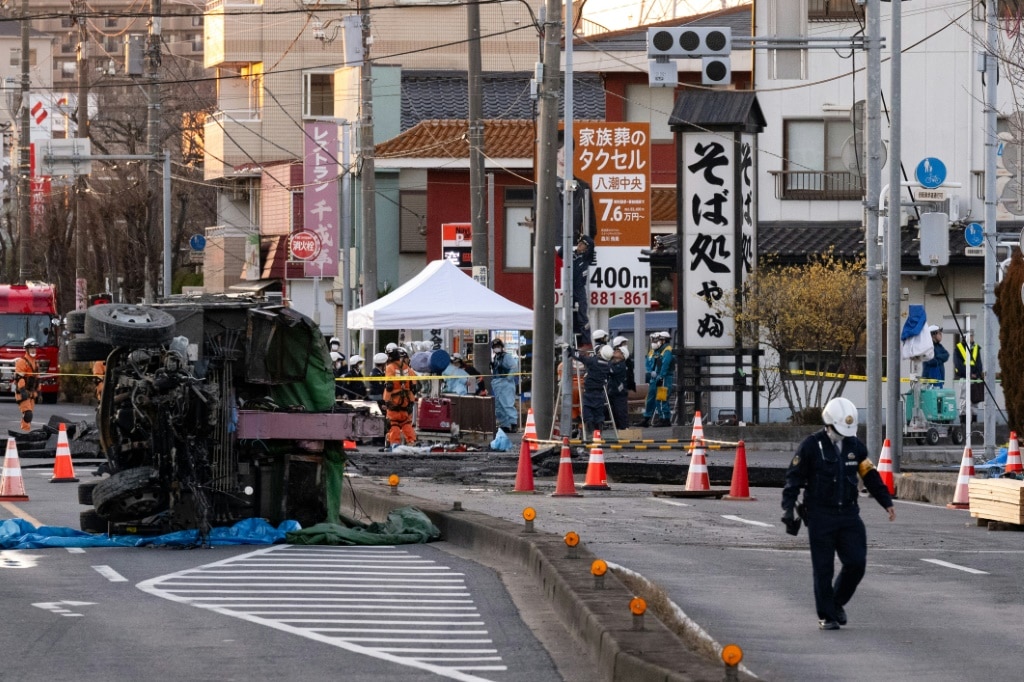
top-left (14, 338), bottom-right (41, 431)
top-left (92, 359), bottom-right (106, 402)
top-left (383, 346), bottom-right (419, 449)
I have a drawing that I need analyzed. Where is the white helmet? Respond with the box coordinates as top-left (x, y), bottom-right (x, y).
top-left (612, 335), bottom-right (628, 349)
top-left (385, 343), bottom-right (398, 352)
top-left (373, 352), bottom-right (388, 365)
top-left (658, 331), bottom-right (671, 340)
top-left (329, 351), bottom-right (343, 363)
top-left (329, 336), bottom-right (340, 346)
top-left (620, 347), bottom-right (630, 361)
top-left (348, 354), bottom-right (364, 366)
top-left (592, 329), bottom-right (609, 344)
top-left (822, 397), bottom-right (859, 437)
top-left (598, 345), bottom-right (614, 361)
top-left (24, 337), bottom-right (39, 348)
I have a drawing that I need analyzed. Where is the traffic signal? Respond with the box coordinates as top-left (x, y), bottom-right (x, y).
top-left (647, 27), bottom-right (731, 59)
top-left (702, 56), bottom-right (731, 86)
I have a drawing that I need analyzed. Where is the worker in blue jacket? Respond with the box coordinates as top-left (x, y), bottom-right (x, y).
top-left (490, 338), bottom-right (518, 433)
top-left (781, 397), bottom-right (896, 631)
top-left (640, 331), bottom-right (673, 427)
top-left (921, 325), bottom-right (948, 388)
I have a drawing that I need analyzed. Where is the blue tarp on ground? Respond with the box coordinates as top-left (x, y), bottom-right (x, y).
top-left (0, 517), bottom-right (300, 550)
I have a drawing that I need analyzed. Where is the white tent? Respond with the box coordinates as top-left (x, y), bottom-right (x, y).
top-left (347, 259), bottom-right (534, 329)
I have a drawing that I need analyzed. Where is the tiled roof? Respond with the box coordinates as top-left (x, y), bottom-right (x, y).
top-left (376, 119), bottom-right (536, 160)
top-left (669, 90), bottom-right (766, 132)
top-left (401, 71), bottom-right (605, 131)
top-left (652, 187), bottom-right (676, 223)
top-left (575, 4), bottom-right (753, 51)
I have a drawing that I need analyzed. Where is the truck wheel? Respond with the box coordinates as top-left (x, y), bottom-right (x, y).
top-left (80, 510), bottom-right (108, 534)
top-left (68, 337), bottom-right (113, 362)
top-left (950, 426), bottom-right (965, 445)
top-left (93, 467), bottom-right (168, 521)
top-left (85, 304), bottom-right (176, 348)
top-left (78, 480), bottom-right (101, 505)
top-left (65, 310), bottom-right (86, 334)
top-left (926, 428), bottom-right (941, 446)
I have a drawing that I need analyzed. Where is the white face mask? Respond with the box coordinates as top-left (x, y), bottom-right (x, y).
top-left (28, 348), bottom-right (37, 357)
top-left (651, 340), bottom-right (662, 350)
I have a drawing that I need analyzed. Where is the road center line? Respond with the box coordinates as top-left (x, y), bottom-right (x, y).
top-left (721, 514), bottom-right (774, 527)
top-left (921, 558), bottom-right (989, 575)
top-left (93, 565), bottom-right (128, 582)
top-left (0, 502), bottom-right (44, 528)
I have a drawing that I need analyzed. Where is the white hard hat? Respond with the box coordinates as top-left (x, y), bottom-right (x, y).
top-left (329, 351), bottom-right (343, 363)
top-left (385, 343), bottom-right (398, 352)
top-left (329, 336), bottom-right (340, 345)
top-left (612, 335), bottom-right (628, 348)
top-left (451, 352), bottom-right (463, 361)
top-left (592, 329), bottom-right (608, 343)
top-left (658, 331), bottom-right (671, 340)
top-left (620, 347), bottom-right (630, 361)
top-left (373, 352), bottom-right (388, 365)
top-left (598, 345), bottom-right (614, 361)
top-left (24, 337), bottom-right (38, 347)
top-left (822, 397), bottom-right (859, 438)
top-left (348, 354), bottom-right (364, 366)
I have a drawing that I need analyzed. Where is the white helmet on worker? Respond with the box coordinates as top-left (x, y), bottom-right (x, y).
top-left (592, 329), bottom-right (609, 345)
top-left (329, 351), bottom-right (343, 364)
top-left (24, 337), bottom-right (38, 348)
top-left (822, 397), bottom-right (858, 438)
top-left (373, 352), bottom-right (388, 365)
top-left (612, 335), bottom-right (628, 349)
top-left (385, 342), bottom-right (398, 352)
top-left (599, 344), bottom-right (614, 361)
top-left (348, 355), bottom-right (364, 367)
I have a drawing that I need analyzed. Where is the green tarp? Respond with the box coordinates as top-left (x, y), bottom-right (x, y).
top-left (286, 507), bottom-right (441, 546)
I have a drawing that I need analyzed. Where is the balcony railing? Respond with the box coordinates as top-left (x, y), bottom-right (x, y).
top-left (209, 108), bottom-right (261, 123)
top-left (770, 170), bottom-right (866, 200)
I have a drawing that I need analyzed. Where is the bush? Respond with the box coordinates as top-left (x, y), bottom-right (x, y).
top-left (61, 362), bottom-right (99, 404)
top-left (790, 406), bottom-right (822, 426)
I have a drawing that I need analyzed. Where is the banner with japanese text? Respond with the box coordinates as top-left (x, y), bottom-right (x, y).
top-left (302, 121), bottom-right (339, 278)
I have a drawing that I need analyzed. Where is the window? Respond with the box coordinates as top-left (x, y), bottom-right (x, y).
top-left (60, 61), bottom-right (76, 78)
top-left (624, 83), bottom-right (675, 141)
top-left (399, 191), bottom-right (426, 253)
top-left (9, 49), bottom-right (37, 67)
top-left (303, 72), bottom-right (334, 118)
top-left (106, 18), bottom-right (118, 28)
top-left (505, 187), bottom-right (535, 270)
top-left (776, 118), bottom-right (864, 200)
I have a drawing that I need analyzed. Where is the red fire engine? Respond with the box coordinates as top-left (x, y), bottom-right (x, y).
top-left (0, 283), bottom-right (60, 403)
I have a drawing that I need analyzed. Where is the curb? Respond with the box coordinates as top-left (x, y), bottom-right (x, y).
top-left (343, 477), bottom-right (743, 682)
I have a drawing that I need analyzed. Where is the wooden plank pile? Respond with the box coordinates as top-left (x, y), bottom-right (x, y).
top-left (968, 479), bottom-right (1024, 525)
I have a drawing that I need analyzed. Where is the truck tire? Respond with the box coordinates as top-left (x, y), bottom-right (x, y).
top-left (93, 467), bottom-right (168, 521)
top-left (80, 509), bottom-right (108, 534)
top-left (68, 337), bottom-right (113, 363)
top-left (78, 480), bottom-right (101, 505)
top-left (65, 310), bottom-right (86, 334)
top-left (85, 304), bottom-right (176, 348)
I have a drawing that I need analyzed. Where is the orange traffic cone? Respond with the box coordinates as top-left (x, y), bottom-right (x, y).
top-left (582, 430), bottom-right (610, 491)
top-left (690, 411), bottom-right (704, 445)
top-left (512, 432), bottom-right (537, 494)
top-left (0, 437), bottom-right (29, 501)
top-left (51, 423), bottom-right (79, 483)
top-left (684, 437), bottom-right (710, 491)
top-left (552, 437), bottom-right (581, 497)
top-left (947, 445), bottom-right (975, 510)
top-left (1006, 432), bottom-right (1023, 475)
top-left (724, 440), bottom-right (755, 501)
top-left (523, 408), bottom-right (539, 453)
top-left (877, 438), bottom-right (895, 496)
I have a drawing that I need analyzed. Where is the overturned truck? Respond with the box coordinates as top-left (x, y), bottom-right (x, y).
top-left (69, 299), bottom-right (384, 538)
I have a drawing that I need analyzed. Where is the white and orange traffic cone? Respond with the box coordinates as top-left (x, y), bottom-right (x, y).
top-left (50, 423), bottom-right (79, 483)
top-left (523, 408), bottom-right (539, 453)
top-left (552, 437), bottom-right (581, 497)
top-left (511, 432), bottom-right (537, 494)
top-left (947, 445), bottom-right (975, 510)
top-left (690, 411), bottom-right (704, 446)
top-left (877, 438), bottom-right (895, 496)
top-left (684, 437), bottom-right (710, 492)
top-left (1006, 432), bottom-right (1023, 475)
top-left (581, 430), bottom-right (610, 491)
top-left (0, 437), bottom-right (29, 501)
top-left (723, 440), bottom-right (755, 501)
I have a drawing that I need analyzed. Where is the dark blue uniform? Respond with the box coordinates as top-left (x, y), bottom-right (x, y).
top-left (782, 429), bottom-right (893, 625)
top-left (572, 348), bottom-right (610, 436)
top-left (607, 358), bottom-right (630, 429)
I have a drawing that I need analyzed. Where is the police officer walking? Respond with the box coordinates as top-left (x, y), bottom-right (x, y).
top-left (781, 397), bottom-right (896, 630)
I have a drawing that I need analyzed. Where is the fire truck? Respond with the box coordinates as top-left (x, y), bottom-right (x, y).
top-left (0, 283), bottom-right (61, 403)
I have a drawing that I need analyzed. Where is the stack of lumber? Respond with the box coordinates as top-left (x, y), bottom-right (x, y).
top-left (968, 479), bottom-right (1024, 524)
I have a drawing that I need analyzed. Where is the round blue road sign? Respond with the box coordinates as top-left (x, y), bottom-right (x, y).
top-left (915, 157), bottom-right (946, 189)
top-left (964, 222), bottom-right (984, 248)
top-left (189, 234), bottom-right (207, 251)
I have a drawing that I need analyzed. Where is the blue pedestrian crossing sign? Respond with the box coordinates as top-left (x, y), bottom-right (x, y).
top-left (189, 234), bottom-right (206, 251)
top-left (915, 157), bottom-right (946, 189)
top-left (964, 222), bottom-right (984, 248)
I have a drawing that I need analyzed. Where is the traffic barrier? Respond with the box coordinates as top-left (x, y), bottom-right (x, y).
top-left (0, 437), bottom-right (29, 501)
top-left (684, 436), bottom-right (710, 491)
top-left (947, 445), bottom-right (975, 510)
top-left (511, 432), bottom-right (537, 494)
top-left (1006, 432), bottom-right (1023, 475)
top-left (582, 430), bottom-right (610, 491)
top-left (523, 408), bottom-right (539, 453)
top-left (552, 437), bottom-right (581, 497)
top-left (723, 440), bottom-right (755, 501)
top-left (50, 423), bottom-right (80, 483)
top-left (877, 438), bottom-right (895, 496)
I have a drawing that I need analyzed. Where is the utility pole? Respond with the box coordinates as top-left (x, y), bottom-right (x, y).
top-left (531, 0), bottom-right (562, 438)
top-left (17, 0), bottom-right (30, 285)
top-left (885, 0), bottom-right (903, 471)
top-left (359, 2), bottom-right (377, 305)
top-left (146, 0), bottom-right (162, 302)
top-left (864, 0), bottom-right (883, 458)
top-left (983, 0), bottom-right (998, 459)
top-left (74, 0), bottom-right (89, 310)
top-left (467, 0), bottom-right (489, 373)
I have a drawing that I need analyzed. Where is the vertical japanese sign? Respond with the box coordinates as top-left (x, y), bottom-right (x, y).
top-left (441, 222), bottom-right (473, 268)
top-left (682, 132), bottom-right (754, 349)
top-left (302, 121), bottom-right (339, 278)
top-left (573, 122), bottom-right (652, 308)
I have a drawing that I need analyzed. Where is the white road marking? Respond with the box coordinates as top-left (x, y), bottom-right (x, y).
top-left (92, 565), bottom-right (128, 582)
top-left (652, 498), bottom-right (690, 507)
top-left (65, 547), bottom-right (86, 554)
top-left (32, 600), bottom-right (95, 617)
top-left (721, 514), bottom-right (774, 527)
top-left (921, 558), bottom-right (989, 575)
top-left (138, 545), bottom-right (507, 682)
